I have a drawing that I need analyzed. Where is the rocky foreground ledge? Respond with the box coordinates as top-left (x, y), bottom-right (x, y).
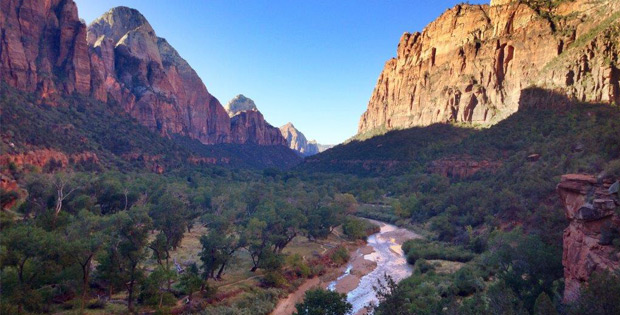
top-left (558, 174), bottom-right (620, 302)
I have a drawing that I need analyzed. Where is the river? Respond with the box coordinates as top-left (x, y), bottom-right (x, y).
top-left (271, 219), bottom-right (420, 315)
top-left (328, 219), bottom-right (420, 314)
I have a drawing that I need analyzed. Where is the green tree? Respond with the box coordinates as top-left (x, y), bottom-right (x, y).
top-left (96, 207), bottom-right (152, 311)
top-left (294, 288), bottom-right (352, 315)
top-left (63, 211), bottom-right (108, 313)
top-left (0, 225), bottom-right (57, 314)
top-left (533, 292), bottom-right (558, 315)
top-left (179, 263), bottom-right (203, 304)
top-left (199, 230), bottom-right (241, 282)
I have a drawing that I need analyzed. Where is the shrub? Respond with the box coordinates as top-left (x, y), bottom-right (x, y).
top-left (402, 239), bottom-right (474, 264)
top-left (330, 246), bottom-right (350, 266)
top-left (262, 271), bottom-right (288, 288)
top-left (414, 259), bottom-right (435, 274)
top-left (342, 217), bottom-right (380, 241)
top-left (294, 288), bottom-right (352, 315)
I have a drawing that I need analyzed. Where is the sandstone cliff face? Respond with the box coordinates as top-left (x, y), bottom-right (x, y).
top-left (87, 7), bottom-right (231, 144)
top-left (557, 174), bottom-right (620, 302)
top-left (224, 95), bottom-right (287, 146)
top-left (279, 122), bottom-right (333, 156)
top-left (428, 156), bottom-right (501, 178)
top-left (1, 2), bottom-right (287, 146)
top-left (358, 0), bottom-right (620, 135)
top-left (0, 0), bottom-right (91, 100)
top-left (225, 94), bottom-right (258, 117)
top-left (280, 122), bottom-right (318, 156)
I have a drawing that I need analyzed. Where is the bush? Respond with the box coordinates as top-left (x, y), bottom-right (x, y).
top-left (294, 288), bottom-right (352, 315)
top-left (261, 271), bottom-right (288, 288)
top-left (402, 239), bottom-right (474, 265)
top-left (453, 267), bottom-right (484, 296)
top-left (568, 271), bottom-right (620, 315)
top-left (342, 217), bottom-right (380, 241)
top-left (414, 259), bottom-right (435, 274)
top-left (330, 246), bottom-right (350, 266)
top-left (286, 254), bottom-right (311, 278)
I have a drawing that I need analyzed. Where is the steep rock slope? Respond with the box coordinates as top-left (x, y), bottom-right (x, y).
top-left (1, 2), bottom-right (288, 146)
top-left (0, 0), bottom-right (91, 99)
top-left (358, 0), bottom-right (620, 135)
top-left (87, 6), bottom-right (231, 144)
top-left (225, 95), bottom-right (287, 146)
top-left (279, 122), bottom-right (333, 156)
top-left (557, 174), bottom-right (620, 302)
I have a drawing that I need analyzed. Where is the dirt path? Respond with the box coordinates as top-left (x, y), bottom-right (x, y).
top-left (270, 277), bottom-right (321, 315)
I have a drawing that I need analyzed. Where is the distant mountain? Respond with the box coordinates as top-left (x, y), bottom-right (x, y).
top-left (0, 2), bottom-right (288, 147)
top-left (225, 94), bottom-right (258, 117)
top-left (0, 1), bottom-right (299, 169)
top-left (225, 95), bottom-right (287, 146)
top-left (279, 123), bottom-right (333, 157)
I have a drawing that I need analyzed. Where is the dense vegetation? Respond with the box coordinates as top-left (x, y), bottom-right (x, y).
top-left (0, 84), bottom-right (301, 171)
top-left (0, 167), bottom-right (367, 313)
top-left (2, 79), bottom-right (620, 314)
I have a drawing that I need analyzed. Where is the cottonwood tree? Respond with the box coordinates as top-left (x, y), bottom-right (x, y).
top-left (0, 225), bottom-right (56, 314)
top-left (199, 230), bottom-right (242, 282)
top-left (96, 207), bottom-right (152, 311)
top-left (63, 211), bottom-right (109, 312)
top-left (149, 192), bottom-right (189, 251)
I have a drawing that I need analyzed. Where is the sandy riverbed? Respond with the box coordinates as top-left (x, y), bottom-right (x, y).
top-left (271, 220), bottom-right (420, 315)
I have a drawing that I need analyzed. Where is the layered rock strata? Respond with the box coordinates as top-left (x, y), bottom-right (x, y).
top-left (358, 0), bottom-right (620, 135)
top-left (1, 2), bottom-right (286, 146)
top-left (557, 174), bottom-right (620, 302)
top-left (279, 122), bottom-right (333, 156)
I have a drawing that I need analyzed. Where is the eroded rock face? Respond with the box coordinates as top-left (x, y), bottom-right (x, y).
top-left (279, 122), bottom-right (333, 156)
top-left (557, 174), bottom-right (620, 302)
top-left (1, 3), bottom-right (287, 146)
top-left (358, 0), bottom-right (620, 135)
top-left (0, 0), bottom-right (91, 101)
top-left (219, 94), bottom-right (287, 145)
top-left (225, 94), bottom-right (258, 117)
top-left (87, 7), bottom-right (231, 144)
top-left (428, 157), bottom-right (501, 178)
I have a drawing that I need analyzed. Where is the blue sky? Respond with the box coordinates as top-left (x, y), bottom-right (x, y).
top-left (75, 0), bottom-right (487, 144)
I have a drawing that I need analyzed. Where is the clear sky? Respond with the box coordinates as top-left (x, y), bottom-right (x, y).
top-left (74, 0), bottom-right (487, 144)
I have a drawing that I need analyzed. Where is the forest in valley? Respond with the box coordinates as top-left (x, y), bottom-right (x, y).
top-left (2, 82), bottom-right (620, 314)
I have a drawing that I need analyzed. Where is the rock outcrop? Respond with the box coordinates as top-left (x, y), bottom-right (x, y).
top-left (87, 6), bottom-right (231, 144)
top-left (557, 174), bottom-right (620, 302)
top-left (279, 122), bottom-right (333, 156)
top-left (225, 95), bottom-right (287, 145)
top-left (225, 94), bottom-right (258, 117)
top-left (358, 0), bottom-right (620, 135)
top-left (428, 157), bottom-right (501, 178)
top-left (1, 0), bottom-right (91, 100)
top-left (1, 2), bottom-right (288, 146)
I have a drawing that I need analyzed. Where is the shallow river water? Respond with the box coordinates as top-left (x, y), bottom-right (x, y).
top-left (328, 220), bottom-right (420, 314)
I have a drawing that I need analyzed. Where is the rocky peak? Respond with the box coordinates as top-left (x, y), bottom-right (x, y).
top-left (279, 123), bottom-right (332, 156)
top-left (557, 174), bottom-right (620, 302)
top-left (87, 6), bottom-right (154, 45)
top-left (225, 94), bottom-right (258, 117)
top-left (490, 0), bottom-right (514, 6)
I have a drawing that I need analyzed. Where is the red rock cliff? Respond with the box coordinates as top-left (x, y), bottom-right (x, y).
top-left (86, 7), bottom-right (231, 144)
top-left (557, 174), bottom-right (620, 302)
top-left (1, 0), bottom-right (91, 99)
top-left (358, 0), bottom-right (620, 135)
top-left (1, 3), bottom-right (287, 146)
